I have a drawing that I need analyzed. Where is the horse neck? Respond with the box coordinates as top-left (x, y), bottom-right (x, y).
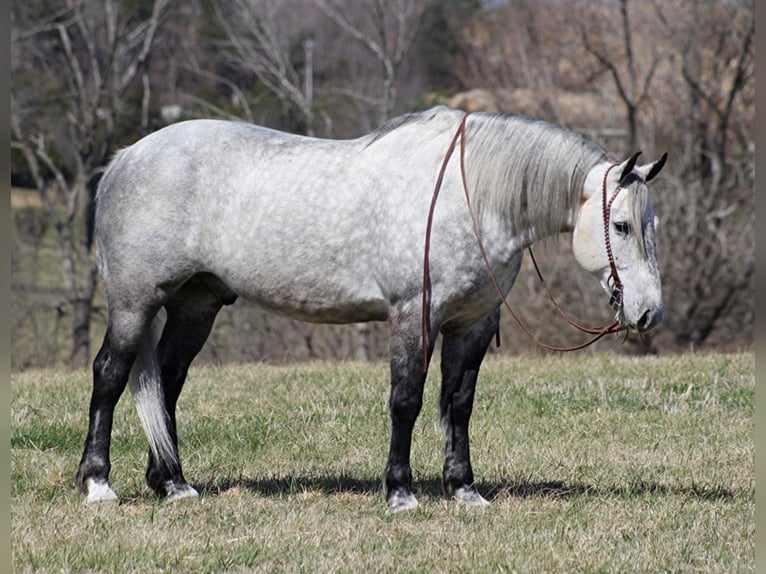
top-left (464, 113), bottom-right (607, 247)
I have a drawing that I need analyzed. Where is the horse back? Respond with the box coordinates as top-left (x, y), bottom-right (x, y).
top-left (94, 120), bottom-right (434, 322)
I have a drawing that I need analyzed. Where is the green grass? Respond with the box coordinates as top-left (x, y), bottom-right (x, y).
top-left (11, 352), bottom-right (754, 572)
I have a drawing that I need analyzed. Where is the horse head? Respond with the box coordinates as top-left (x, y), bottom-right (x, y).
top-left (572, 151), bottom-right (667, 333)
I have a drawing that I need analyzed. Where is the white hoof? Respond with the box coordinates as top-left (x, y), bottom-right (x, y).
top-left (453, 486), bottom-right (490, 506)
top-left (385, 490), bottom-right (419, 515)
top-left (83, 478), bottom-right (119, 504)
top-left (164, 482), bottom-right (199, 503)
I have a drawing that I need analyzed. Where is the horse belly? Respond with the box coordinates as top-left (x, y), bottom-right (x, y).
top-left (203, 222), bottom-right (391, 324)
top-left (223, 269), bottom-right (389, 324)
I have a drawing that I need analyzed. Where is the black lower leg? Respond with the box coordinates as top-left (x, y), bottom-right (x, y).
top-left (76, 336), bottom-right (136, 493)
top-left (439, 311), bottom-right (498, 498)
top-left (383, 310), bottom-right (433, 507)
top-left (440, 369), bottom-right (479, 496)
top-left (144, 281), bottom-right (225, 496)
top-left (384, 378), bottom-right (425, 500)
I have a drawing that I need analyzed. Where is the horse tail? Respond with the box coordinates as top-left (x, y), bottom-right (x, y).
top-left (127, 308), bottom-right (177, 470)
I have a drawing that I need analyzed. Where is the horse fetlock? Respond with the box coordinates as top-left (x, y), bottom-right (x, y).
top-left (145, 454), bottom-right (183, 490)
top-left (442, 462), bottom-right (474, 495)
top-left (76, 454), bottom-right (110, 491)
top-left (383, 463), bottom-right (413, 496)
top-left (146, 466), bottom-right (194, 500)
top-left (146, 464), bottom-right (166, 493)
top-left (384, 464), bottom-right (418, 514)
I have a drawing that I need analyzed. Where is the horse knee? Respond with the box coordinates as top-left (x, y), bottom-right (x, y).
top-left (445, 383), bottom-right (477, 420)
top-left (389, 385), bottom-right (423, 422)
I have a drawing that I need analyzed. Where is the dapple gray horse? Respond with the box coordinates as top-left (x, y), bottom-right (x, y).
top-left (76, 106), bottom-right (666, 513)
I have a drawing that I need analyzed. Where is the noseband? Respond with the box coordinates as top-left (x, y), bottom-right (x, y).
top-left (421, 114), bottom-right (626, 370)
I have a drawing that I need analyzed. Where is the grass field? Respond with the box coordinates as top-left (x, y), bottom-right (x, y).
top-left (11, 352), bottom-right (754, 572)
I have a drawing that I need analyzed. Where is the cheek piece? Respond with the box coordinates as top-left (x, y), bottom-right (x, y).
top-left (601, 163), bottom-right (624, 317)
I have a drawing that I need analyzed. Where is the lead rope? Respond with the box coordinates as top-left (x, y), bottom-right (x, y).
top-left (421, 114), bottom-right (624, 372)
top-left (421, 115), bottom-right (469, 370)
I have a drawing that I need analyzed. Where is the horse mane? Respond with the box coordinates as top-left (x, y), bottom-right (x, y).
top-left (463, 112), bottom-right (649, 252)
top-left (465, 112), bottom-right (609, 239)
top-left (367, 107), bottom-right (650, 248)
top-left (365, 106), bottom-right (451, 146)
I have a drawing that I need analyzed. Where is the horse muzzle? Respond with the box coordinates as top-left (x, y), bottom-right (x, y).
top-left (621, 303), bottom-right (664, 334)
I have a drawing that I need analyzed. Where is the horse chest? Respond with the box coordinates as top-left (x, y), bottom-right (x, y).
top-left (437, 250), bottom-right (524, 323)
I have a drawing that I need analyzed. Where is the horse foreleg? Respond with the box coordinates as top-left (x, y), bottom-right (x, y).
top-left (76, 329), bottom-right (139, 503)
top-left (439, 309), bottom-right (499, 506)
top-left (383, 307), bottom-right (434, 514)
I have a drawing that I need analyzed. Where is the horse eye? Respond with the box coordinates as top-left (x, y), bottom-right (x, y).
top-left (614, 221), bottom-right (632, 235)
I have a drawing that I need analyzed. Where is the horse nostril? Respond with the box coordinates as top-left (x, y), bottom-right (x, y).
top-left (637, 306), bottom-right (663, 332)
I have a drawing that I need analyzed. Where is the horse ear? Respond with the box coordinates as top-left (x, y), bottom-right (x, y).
top-left (619, 151), bottom-right (642, 186)
top-left (642, 152), bottom-right (668, 182)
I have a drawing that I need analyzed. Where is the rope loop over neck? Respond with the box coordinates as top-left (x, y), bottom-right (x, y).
top-left (421, 113), bottom-right (626, 372)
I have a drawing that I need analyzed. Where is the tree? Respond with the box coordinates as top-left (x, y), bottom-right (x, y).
top-left (418, 0), bottom-right (754, 354)
top-left (11, 0), bottom-right (169, 367)
top-left (579, 0), bottom-right (662, 153)
top-left (314, 0), bottom-right (424, 126)
top-left (650, 0), bottom-right (754, 349)
top-left (213, 0), bottom-right (318, 134)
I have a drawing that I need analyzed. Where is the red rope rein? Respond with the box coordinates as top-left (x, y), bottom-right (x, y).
top-left (421, 115), bottom-right (469, 369)
top-left (421, 114), bottom-right (625, 371)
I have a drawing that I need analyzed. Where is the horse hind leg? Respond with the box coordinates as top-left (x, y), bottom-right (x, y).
top-left (76, 302), bottom-right (162, 503)
top-left (145, 274), bottom-right (234, 501)
top-left (439, 309), bottom-right (500, 506)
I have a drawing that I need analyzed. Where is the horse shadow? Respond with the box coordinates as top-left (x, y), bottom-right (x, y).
top-left (196, 474), bottom-right (735, 503)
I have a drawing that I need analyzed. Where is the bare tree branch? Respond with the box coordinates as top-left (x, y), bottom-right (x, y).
top-left (579, 0), bottom-right (660, 152)
top-left (118, 0), bottom-right (169, 92)
top-left (180, 63), bottom-right (255, 123)
top-left (315, 0), bottom-right (422, 123)
top-left (214, 0), bottom-right (313, 133)
top-left (11, 0), bottom-right (170, 366)
top-left (12, 7), bottom-right (75, 41)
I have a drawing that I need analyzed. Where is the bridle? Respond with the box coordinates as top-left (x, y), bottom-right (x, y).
top-left (421, 113), bottom-right (627, 370)
top-left (601, 163), bottom-right (625, 315)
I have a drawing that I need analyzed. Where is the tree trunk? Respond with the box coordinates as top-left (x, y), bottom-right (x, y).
top-left (70, 170), bottom-right (97, 368)
top-left (354, 323), bottom-right (371, 362)
top-left (71, 296), bottom-right (93, 367)
top-left (626, 104), bottom-right (638, 153)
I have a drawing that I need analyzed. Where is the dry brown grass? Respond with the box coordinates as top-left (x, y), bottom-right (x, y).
top-left (12, 352), bottom-right (753, 572)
